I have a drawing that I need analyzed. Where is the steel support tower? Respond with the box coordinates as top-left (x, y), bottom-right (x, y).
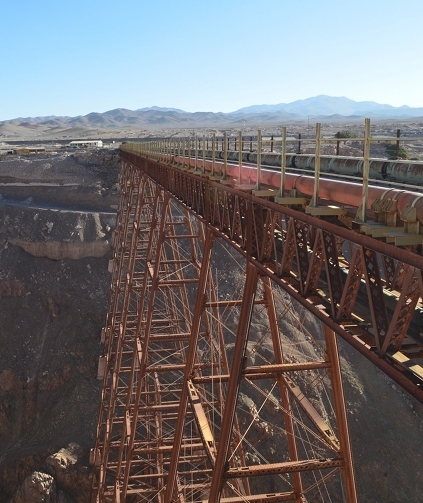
top-left (92, 156), bottom-right (358, 502)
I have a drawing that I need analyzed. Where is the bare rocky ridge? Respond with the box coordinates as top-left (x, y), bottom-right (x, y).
top-left (0, 146), bottom-right (423, 501)
top-left (1, 97), bottom-right (423, 141)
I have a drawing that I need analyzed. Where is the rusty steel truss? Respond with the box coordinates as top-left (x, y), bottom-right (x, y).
top-left (120, 147), bottom-right (423, 401)
top-left (91, 155), bottom-right (366, 502)
top-left (93, 136), bottom-right (423, 500)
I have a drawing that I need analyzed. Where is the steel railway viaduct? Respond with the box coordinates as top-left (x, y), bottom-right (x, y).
top-left (91, 121), bottom-right (423, 502)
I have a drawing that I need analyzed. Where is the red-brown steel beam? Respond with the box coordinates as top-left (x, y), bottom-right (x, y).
top-left (163, 229), bottom-right (215, 502)
top-left (120, 151), bottom-right (423, 403)
top-left (95, 150), bottom-right (423, 502)
top-left (262, 277), bottom-right (303, 501)
top-left (120, 191), bottom-right (171, 500)
top-left (208, 262), bottom-right (259, 503)
top-left (323, 325), bottom-right (358, 502)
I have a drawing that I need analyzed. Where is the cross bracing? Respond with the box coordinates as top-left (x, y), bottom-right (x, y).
top-left (92, 158), bottom-right (357, 502)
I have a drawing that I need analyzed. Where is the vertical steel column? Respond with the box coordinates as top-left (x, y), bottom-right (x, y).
top-left (195, 134), bottom-right (198, 171)
top-left (208, 262), bottom-right (259, 503)
top-left (163, 229), bottom-right (215, 502)
top-left (212, 132), bottom-right (216, 177)
top-left (177, 138), bottom-right (181, 167)
top-left (262, 277), bottom-right (304, 502)
top-left (238, 130), bottom-right (243, 183)
top-left (223, 132), bottom-right (228, 179)
top-left (120, 191), bottom-right (171, 499)
top-left (396, 128), bottom-right (401, 158)
top-left (255, 129), bottom-right (262, 191)
top-left (106, 170), bottom-right (151, 486)
top-left (202, 134), bottom-right (206, 174)
top-left (96, 165), bottom-right (146, 493)
top-left (359, 118), bottom-right (371, 222)
top-left (278, 126), bottom-right (287, 197)
top-left (311, 122), bottom-right (321, 208)
top-left (323, 325), bottom-right (358, 502)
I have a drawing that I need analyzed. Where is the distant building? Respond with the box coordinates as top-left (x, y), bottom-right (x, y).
top-left (15, 147), bottom-right (46, 155)
top-left (68, 140), bottom-right (103, 148)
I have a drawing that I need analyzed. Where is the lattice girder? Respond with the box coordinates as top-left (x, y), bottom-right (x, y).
top-left (93, 159), bottom-right (359, 502)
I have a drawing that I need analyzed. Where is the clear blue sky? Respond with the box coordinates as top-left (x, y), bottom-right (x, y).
top-left (1, 0), bottom-right (422, 121)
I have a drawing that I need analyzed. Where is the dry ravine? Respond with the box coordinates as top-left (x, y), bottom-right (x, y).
top-left (0, 149), bottom-right (119, 502)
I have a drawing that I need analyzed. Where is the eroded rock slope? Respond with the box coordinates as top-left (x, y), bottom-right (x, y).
top-left (0, 150), bottom-right (119, 502)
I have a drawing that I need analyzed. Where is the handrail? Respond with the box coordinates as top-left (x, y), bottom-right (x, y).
top-left (121, 118), bottom-right (423, 231)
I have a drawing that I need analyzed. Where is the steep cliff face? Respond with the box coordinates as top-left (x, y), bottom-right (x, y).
top-left (0, 150), bottom-right (119, 502)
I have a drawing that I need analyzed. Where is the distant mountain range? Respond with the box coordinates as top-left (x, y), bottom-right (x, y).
top-left (232, 95), bottom-right (423, 118)
top-left (1, 96), bottom-right (423, 139)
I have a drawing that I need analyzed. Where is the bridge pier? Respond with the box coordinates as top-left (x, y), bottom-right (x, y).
top-left (92, 157), bottom-right (359, 502)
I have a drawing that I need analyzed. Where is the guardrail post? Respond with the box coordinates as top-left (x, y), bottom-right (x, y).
top-left (277, 126), bottom-right (287, 197)
top-left (202, 134), bottom-right (206, 174)
top-left (297, 133), bottom-right (302, 154)
top-left (271, 134), bottom-right (274, 152)
top-left (238, 130), bottom-right (242, 183)
top-left (311, 123), bottom-right (321, 207)
top-left (212, 132), bottom-right (216, 176)
top-left (336, 132), bottom-right (340, 156)
top-left (177, 138), bottom-right (180, 167)
top-left (195, 134), bottom-right (198, 171)
top-left (223, 132), bottom-right (228, 179)
top-left (359, 118), bottom-right (371, 222)
top-left (255, 129), bottom-right (262, 190)
top-left (250, 136), bottom-right (253, 152)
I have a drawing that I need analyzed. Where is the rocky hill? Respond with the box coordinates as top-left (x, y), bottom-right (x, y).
top-left (2, 96), bottom-right (423, 141)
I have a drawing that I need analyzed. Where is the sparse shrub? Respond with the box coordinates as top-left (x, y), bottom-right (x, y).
top-left (384, 143), bottom-right (409, 159)
top-left (336, 130), bottom-right (358, 139)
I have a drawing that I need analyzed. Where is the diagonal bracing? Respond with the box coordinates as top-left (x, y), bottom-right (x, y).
top-left (92, 159), bottom-right (357, 502)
